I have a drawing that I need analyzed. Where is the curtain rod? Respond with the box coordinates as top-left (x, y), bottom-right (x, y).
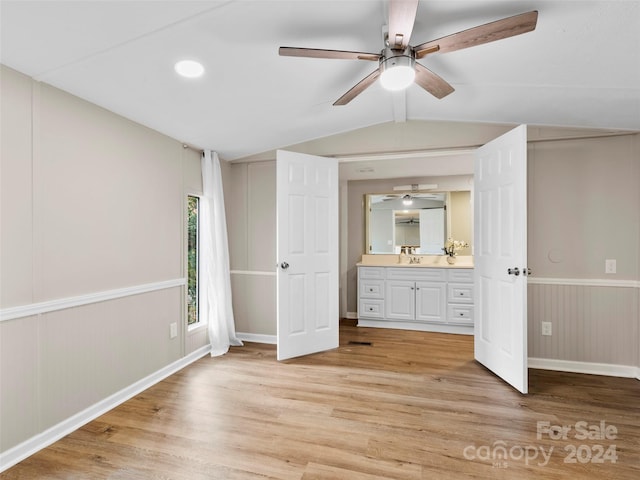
top-left (182, 143), bottom-right (204, 154)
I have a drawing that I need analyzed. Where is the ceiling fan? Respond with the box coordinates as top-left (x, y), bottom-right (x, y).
top-left (279, 0), bottom-right (538, 105)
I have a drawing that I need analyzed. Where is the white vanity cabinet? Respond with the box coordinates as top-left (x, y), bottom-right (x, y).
top-left (358, 267), bottom-right (385, 318)
top-left (446, 269), bottom-right (474, 327)
top-left (358, 265), bottom-right (474, 334)
top-left (385, 268), bottom-right (446, 323)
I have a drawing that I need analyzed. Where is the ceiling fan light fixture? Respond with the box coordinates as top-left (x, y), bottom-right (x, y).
top-left (379, 52), bottom-right (415, 91)
top-left (402, 194), bottom-right (413, 206)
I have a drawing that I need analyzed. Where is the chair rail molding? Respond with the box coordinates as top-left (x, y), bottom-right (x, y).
top-left (528, 277), bottom-right (640, 288)
top-left (0, 278), bottom-right (186, 322)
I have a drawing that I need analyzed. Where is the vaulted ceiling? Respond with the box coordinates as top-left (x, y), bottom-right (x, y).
top-left (1, 1), bottom-right (639, 162)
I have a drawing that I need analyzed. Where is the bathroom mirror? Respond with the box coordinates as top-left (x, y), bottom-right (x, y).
top-left (365, 191), bottom-right (472, 255)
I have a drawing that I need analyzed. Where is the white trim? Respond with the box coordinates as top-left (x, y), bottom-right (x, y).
top-left (528, 277), bottom-right (640, 288)
top-left (0, 344), bottom-right (210, 473)
top-left (236, 332), bottom-right (277, 344)
top-left (346, 311), bottom-right (359, 320)
top-left (0, 278), bottom-right (186, 322)
top-left (230, 270), bottom-right (276, 277)
top-left (187, 321), bottom-right (208, 334)
top-left (334, 148), bottom-right (475, 163)
top-left (528, 357), bottom-right (640, 380)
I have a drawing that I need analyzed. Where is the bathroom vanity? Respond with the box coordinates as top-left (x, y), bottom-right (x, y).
top-left (357, 255), bottom-right (474, 334)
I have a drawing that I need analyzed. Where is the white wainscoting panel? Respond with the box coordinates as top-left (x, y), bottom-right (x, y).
top-left (528, 279), bottom-right (639, 368)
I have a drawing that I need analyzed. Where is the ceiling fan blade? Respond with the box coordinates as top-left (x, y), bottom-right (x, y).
top-left (333, 69), bottom-right (381, 106)
top-left (279, 47), bottom-right (380, 61)
top-left (388, 0), bottom-right (420, 49)
top-left (414, 10), bottom-right (538, 58)
top-left (414, 63), bottom-right (454, 99)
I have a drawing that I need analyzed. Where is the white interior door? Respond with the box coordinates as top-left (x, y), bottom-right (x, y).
top-left (474, 125), bottom-right (529, 393)
top-left (276, 150), bottom-right (339, 360)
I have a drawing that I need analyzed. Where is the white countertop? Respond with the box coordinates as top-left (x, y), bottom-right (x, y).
top-left (357, 254), bottom-right (474, 269)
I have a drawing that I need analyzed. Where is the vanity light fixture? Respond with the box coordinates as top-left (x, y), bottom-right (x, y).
top-left (402, 194), bottom-right (413, 206)
top-left (174, 59), bottom-right (204, 78)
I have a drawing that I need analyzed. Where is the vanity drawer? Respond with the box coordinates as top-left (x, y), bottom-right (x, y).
top-left (358, 267), bottom-right (385, 280)
top-left (386, 267), bottom-right (446, 282)
top-left (447, 269), bottom-right (474, 283)
top-left (359, 299), bottom-right (385, 318)
top-left (360, 279), bottom-right (384, 298)
top-left (447, 304), bottom-right (474, 326)
top-left (448, 283), bottom-right (474, 304)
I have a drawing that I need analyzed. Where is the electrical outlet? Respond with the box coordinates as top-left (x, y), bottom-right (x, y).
top-left (541, 322), bottom-right (552, 336)
top-left (170, 322), bottom-right (178, 339)
top-left (605, 259), bottom-right (616, 274)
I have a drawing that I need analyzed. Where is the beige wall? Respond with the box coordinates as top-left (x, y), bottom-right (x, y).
top-left (449, 190), bottom-right (472, 256)
top-left (0, 65), bottom-right (204, 454)
top-left (527, 135), bottom-right (640, 279)
top-left (227, 161), bottom-right (277, 336)
top-left (526, 134), bottom-right (640, 367)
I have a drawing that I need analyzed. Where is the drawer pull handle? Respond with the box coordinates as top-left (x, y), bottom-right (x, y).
top-left (369, 288), bottom-right (373, 292)
top-left (459, 313), bottom-right (464, 316)
top-left (369, 307), bottom-right (373, 311)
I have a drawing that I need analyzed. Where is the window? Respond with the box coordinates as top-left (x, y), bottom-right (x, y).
top-left (187, 195), bottom-right (200, 326)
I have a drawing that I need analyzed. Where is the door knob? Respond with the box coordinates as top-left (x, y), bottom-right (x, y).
top-left (507, 267), bottom-right (520, 276)
top-left (280, 262), bottom-right (289, 270)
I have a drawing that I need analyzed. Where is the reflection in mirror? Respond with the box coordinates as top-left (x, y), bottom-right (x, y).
top-left (366, 191), bottom-right (472, 255)
top-left (368, 193), bottom-right (446, 254)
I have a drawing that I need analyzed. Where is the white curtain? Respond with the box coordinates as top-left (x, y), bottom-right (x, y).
top-left (200, 150), bottom-right (243, 356)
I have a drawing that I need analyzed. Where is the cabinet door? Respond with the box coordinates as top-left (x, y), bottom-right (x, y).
top-left (385, 281), bottom-right (415, 320)
top-left (415, 282), bottom-right (447, 323)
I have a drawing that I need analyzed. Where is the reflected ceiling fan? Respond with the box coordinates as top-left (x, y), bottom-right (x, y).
top-left (279, 0), bottom-right (538, 105)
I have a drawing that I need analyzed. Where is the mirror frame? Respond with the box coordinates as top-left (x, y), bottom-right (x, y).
top-left (364, 190), bottom-right (473, 256)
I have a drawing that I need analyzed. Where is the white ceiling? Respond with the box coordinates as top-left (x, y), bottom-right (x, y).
top-left (1, 0), bottom-right (639, 162)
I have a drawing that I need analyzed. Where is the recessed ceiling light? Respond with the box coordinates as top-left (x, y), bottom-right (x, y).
top-left (174, 60), bottom-right (204, 78)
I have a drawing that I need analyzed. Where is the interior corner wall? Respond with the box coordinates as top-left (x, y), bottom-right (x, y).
top-left (527, 133), bottom-right (640, 369)
top-left (0, 65), bottom-right (204, 458)
top-left (637, 134), bottom-right (640, 373)
top-left (227, 161), bottom-right (277, 336)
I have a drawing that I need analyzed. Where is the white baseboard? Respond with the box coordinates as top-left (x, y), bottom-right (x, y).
top-left (357, 319), bottom-right (473, 335)
top-left (236, 332), bottom-right (277, 344)
top-left (529, 357), bottom-right (640, 380)
top-left (0, 345), bottom-right (211, 473)
top-left (346, 311), bottom-right (358, 319)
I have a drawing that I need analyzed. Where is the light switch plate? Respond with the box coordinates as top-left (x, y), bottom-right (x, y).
top-left (170, 322), bottom-right (178, 339)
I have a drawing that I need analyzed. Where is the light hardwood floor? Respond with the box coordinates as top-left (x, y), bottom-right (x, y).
top-left (3, 321), bottom-right (640, 479)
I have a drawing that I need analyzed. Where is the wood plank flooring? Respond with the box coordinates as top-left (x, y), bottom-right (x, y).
top-left (3, 321), bottom-right (640, 479)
